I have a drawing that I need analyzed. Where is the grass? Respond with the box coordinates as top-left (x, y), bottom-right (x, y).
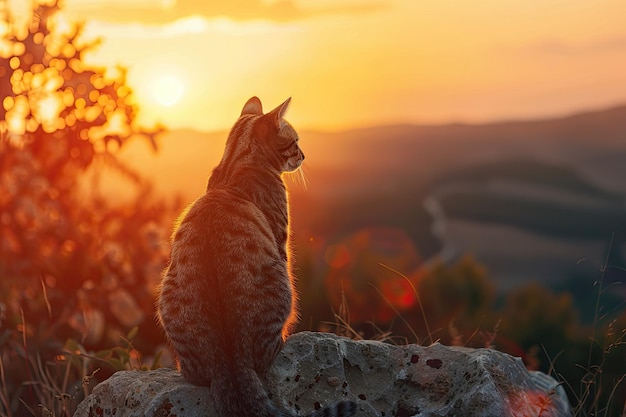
top-left (0, 305), bottom-right (163, 417)
top-left (546, 237), bottom-right (626, 417)
top-left (327, 257), bottom-right (624, 417)
top-left (0, 332), bottom-right (162, 417)
top-left (1, 256), bottom-right (624, 417)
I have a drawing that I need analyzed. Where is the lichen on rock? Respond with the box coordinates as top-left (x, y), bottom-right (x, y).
top-left (74, 331), bottom-right (571, 417)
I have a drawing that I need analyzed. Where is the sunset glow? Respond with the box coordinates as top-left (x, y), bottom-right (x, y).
top-left (8, 0), bottom-right (626, 131)
top-left (149, 73), bottom-right (185, 107)
top-left (1, 4), bottom-right (625, 414)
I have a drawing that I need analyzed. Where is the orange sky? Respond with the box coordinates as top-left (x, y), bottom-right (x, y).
top-left (12, 0), bottom-right (626, 131)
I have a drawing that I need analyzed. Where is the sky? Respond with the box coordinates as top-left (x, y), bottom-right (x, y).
top-left (11, 0), bottom-right (626, 131)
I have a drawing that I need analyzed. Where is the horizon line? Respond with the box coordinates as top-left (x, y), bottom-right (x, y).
top-left (148, 100), bottom-right (626, 135)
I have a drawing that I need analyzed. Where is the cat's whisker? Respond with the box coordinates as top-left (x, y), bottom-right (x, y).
top-left (291, 166), bottom-right (308, 190)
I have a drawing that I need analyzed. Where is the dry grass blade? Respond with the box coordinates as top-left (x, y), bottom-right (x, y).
top-left (325, 284), bottom-right (363, 340)
top-left (40, 278), bottom-right (52, 319)
top-left (364, 321), bottom-right (408, 345)
top-left (367, 282), bottom-right (421, 345)
top-left (378, 263), bottom-right (433, 345)
top-left (604, 373), bottom-right (626, 417)
top-left (0, 357), bottom-right (12, 417)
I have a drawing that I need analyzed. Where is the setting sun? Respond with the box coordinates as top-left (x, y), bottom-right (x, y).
top-left (128, 65), bottom-right (191, 126)
top-left (150, 73), bottom-right (185, 107)
top-left (64, 0), bottom-right (626, 131)
top-left (1, 2), bottom-right (625, 416)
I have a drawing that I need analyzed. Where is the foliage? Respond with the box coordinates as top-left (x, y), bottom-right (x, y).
top-left (569, 314), bottom-right (626, 417)
top-left (0, 2), bottom-right (170, 416)
top-left (0, 2), bottom-right (623, 417)
top-left (313, 236), bottom-right (625, 416)
top-left (499, 282), bottom-right (579, 360)
top-left (322, 227), bottom-right (423, 327)
top-left (416, 255), bottom-right (496, 346)
top-left (321, 246), bottom-right (498, 346)
top-left (0, 326), bottom-right (162, 417)
top-left (557, 246), bottom-right (626, 417)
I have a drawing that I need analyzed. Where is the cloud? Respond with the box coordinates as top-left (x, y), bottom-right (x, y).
top-left (85, 15), bottom-right (301, 39)
top-left (68, 0), bottom-right (385, 24)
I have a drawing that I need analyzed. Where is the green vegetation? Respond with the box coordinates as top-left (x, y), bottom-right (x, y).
top-left (316, 255), bottom-right (625, 417)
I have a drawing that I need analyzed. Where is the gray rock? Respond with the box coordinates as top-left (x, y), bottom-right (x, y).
top-left (74, 331), bottom-right (571, 417)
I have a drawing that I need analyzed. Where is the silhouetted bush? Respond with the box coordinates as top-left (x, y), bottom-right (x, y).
top-left (1, 2), bottom-right (169, 415)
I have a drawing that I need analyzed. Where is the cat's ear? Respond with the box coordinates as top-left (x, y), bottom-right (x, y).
top-left (267, 97), bottom-right (291, 126)
top-left (241, 96), bottom-right (263, 116)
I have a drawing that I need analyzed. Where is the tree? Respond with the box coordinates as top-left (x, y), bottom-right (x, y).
top-left (416, 255), bottom-right (497, 345)
top-left (0, 2), bottom-right (168, 414)
top-left (499, 282), bottom-right (579, 369)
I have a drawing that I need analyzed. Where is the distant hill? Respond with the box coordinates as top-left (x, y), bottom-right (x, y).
top-left (291, 104), bottom-right (626, 294)
top-left (116, 104), bottom-right (626, 298)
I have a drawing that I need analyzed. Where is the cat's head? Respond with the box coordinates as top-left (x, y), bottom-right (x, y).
top-left (228, 96), bottom-right (304, 173)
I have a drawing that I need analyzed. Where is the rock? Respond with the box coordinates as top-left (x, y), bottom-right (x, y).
top-left (74, 331), bottom-right (571, 417)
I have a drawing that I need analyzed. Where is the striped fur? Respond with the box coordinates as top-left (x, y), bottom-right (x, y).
top-left (157, 97), bottom-right (356, 417)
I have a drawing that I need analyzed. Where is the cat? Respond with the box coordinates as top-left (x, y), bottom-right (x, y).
top-left (157, 97), bottom-right (357, 417)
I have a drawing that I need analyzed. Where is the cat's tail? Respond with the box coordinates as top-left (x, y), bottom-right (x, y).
top-left (209, 366), bottom-right (357, 417)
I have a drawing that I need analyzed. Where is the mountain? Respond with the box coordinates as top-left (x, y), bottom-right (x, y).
top-left (116, 104), bottom-right (626, 297)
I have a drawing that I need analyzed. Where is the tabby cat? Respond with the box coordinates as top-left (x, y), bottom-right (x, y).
top-left (157, 97), bottom-right (357, 417)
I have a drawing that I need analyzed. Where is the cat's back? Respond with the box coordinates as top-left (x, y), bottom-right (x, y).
top-left (171, 187), bottom-right (278, 273)
top-left (157, 96), bottom-right (357, 417)
top-left (159, 186), bottom-right (283, 384)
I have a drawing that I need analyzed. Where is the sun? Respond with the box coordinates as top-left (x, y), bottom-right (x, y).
top-left (151, 74), bottom-right (185, 107)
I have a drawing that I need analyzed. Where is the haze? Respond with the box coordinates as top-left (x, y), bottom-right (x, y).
top-left (9, 0), bottom-right (624, 132)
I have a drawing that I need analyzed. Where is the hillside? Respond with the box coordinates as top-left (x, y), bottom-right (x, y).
top-left (292, 105), bottom-right (626, 294)
top-left (115, 104), bottom-right (626, 300)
